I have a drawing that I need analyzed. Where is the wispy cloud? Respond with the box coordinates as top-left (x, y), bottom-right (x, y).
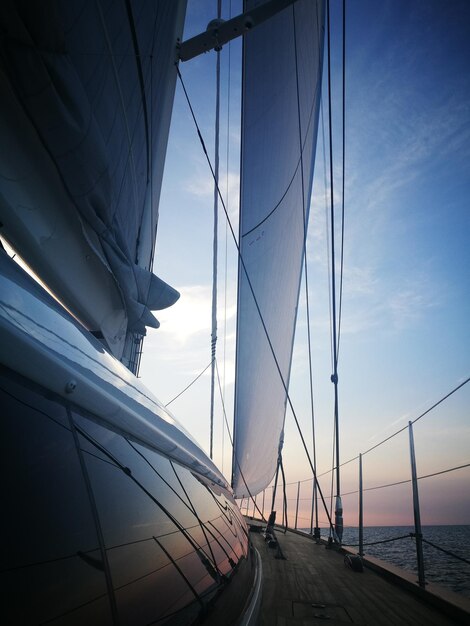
top-left (185, 171), bottom-right (215, 198)
top-left (303, 32), bottom-right (469, 341)
top-left (185, 169), bottom-right (240, 229)
top-left (386, 287), bottom-right (437, 330)
top-left (155, 284), bottom-right (237, 346)
top-left (184, 156), bottom-right (239, 196)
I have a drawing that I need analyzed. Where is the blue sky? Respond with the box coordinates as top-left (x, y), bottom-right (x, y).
top-left (140, 0), bottom-right (470, 526)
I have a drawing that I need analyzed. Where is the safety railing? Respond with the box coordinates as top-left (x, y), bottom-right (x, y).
top-left (240, 418), bottom-right (470, 593)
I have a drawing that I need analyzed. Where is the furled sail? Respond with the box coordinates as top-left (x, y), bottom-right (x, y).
top-left (0, 0), bottom-right (186, 367)
top-left (232, 0), bottom-right (325, 498)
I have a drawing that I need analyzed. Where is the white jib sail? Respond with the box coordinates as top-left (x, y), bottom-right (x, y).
top-left (232, 0), bottom-right (325, 499)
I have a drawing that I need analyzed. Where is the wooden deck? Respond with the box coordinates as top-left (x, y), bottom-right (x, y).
top-left (249, 523), bottom-right (466, 625)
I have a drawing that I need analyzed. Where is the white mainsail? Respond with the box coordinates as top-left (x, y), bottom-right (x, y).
top-left (232, 0), bottom-right (325, 498)
top-left (0, 1), bottom-right (186, 365)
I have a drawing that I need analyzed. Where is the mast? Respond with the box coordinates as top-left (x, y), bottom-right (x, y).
top-left (209, 2), bottom-right (223, 460)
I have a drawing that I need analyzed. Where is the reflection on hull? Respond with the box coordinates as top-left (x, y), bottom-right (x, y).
top-left (0, 252), bottom-right (258, 625)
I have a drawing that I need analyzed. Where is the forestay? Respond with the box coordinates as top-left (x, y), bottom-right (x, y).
top-left (232, 0), bottom-right (324, 498)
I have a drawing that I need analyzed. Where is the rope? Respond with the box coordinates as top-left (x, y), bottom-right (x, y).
top-left (344, 533), bottom-right (470, 569)
top-left (421, 538), bottom-right (470, 566)
top-left (164, 360), bottom-right (213, 407)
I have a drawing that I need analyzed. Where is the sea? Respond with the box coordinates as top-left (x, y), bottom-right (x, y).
top-left (305, 525), bottom-right (470, 598)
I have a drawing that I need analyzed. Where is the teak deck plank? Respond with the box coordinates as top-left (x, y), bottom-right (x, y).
top-left (250, 526), bottom-right (460, 625)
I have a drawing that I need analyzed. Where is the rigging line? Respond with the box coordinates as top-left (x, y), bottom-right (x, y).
top-left (76, 426), bottom-right (217, 569)
top-left (241, 0), bottom-right (324, 240)
top-left (152, 536), bottom-right (204, 609)
top-left (360, 376), bottom-right (470, 459)
top-left (214, 358), bottom-right (234, 449)
top-left (340, 462), bottom-right (470, 497)
top-left (164, 360), bottom-right (213, 407)
top-left (305, 157), bottom-right (319, 528)
top-left (214, 358), bottom-right (266, 522)
top-left (328, 414), bottom-right (335, 536)
top-left (126, 437), bottom-right (231, 568)
top-left (343, 534), bottom-right (412, 548)
top-left (337, 0), bottom-right (346, 359)
top-left (1, 548), bottom-right (100, 573)
top-left (177, 62), bottom-right (336, 535)
top-left (298, 374), bottom-right (470, 480)
top-left (169, 459), bottom-right (232, 573)
top-left (210, 0), bottom-right (223, 460)
top-left (421, 538), bottom-right (470, 567)
top-left (320, 98), bottom-right (334, 374)
top-left (67, 410), bottom-right (119, 623)
top-left (214, 360), bottom-right (264, 522)
top-left (292, 0), bottom-right (319, 534)
top-left (327, 0), bottom-right (341, 502)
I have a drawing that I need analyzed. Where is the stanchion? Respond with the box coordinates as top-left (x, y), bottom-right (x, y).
top-left (359, 453), bottom-right (364, 557)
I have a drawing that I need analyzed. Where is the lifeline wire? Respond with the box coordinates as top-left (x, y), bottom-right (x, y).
top-left (214, 359), bottom-right (266, 522)
top-left (315, 375), bottom-right (470, 479)
top-left (164, 360), bottom-right (213, 407)
top-left (338, 461), bottom-right (470, 498)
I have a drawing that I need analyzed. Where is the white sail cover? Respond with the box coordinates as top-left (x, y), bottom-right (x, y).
top-left (232, 0), bottom-right (324, 498)
top-left (0, 1), bottom-right (186, 363)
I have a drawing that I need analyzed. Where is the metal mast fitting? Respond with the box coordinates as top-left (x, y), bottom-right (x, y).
top-left (178, 0), bottom-right (300, 62)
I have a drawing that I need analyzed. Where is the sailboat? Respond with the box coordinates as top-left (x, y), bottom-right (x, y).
top-left (1, 0), bottom-right (469, 624)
